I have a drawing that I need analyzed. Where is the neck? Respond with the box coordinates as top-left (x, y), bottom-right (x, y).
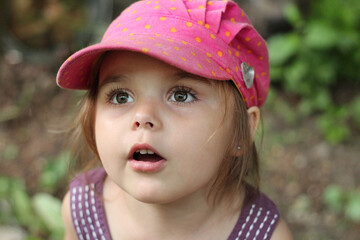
top-left (119, 186), bottom-right (242, 239)
top-left (104, 177), bottom-right (243, 239)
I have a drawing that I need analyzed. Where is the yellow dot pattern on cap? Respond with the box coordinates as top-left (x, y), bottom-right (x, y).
top-left (136, 17), bottom-right (141, 21)
top-left (186, 22), bottom-right (193, 27)
top-left (230, 17), bottom-right (236, 23)
top-left (259, 56), bottom-right (264, 60)
top-left (160, 17), bottom-right (166, 21)
top-left (131, 10), bottom-right (137, 14)
top-left (146, 1), bottom-right (151, 4)
top-left (154, 5), bottom-right (159, 9)
top-left (191, 52), bottom-right (196, 56)
top-left (195, 37), bottom-right (201, 43)
top-left (155, 43), bottom-right (162, 46)
top-left (206, 52), bottom-right (212, 57)
top-left (199, 5), bottom-right (205, 9)
top-left (225, 31), bottom-right (231, 37)
top-left (261, 72), bottom-right (267, 76)
top-left (226, 68), bottom-right (231, 73)
top-left (182, 40), bottom-right (188, 45)
top-left (142, 48), bottom-right (149, 53)
top-left (122, 28), bottom-right (128, 32)
top-left (204, 24), bottom-right (210, 29)
top-left (206, 58), bottom-right (211, 63)
top-left (181, 57), bottom-right (187, 61)
top-left (218, 51), bottom-right (223, 57)
top-left (212, 71), bottom-right (216, 77)
top-left (170, 7), bottom-right (176, 10)
top-left (207, 1), bottom-right (213, 5)
top-left (235, 66), bottom-right (239, 72)
top-left (237, 45), bottom-right (241, 50)
top-left (245, 37), bottom-right (251, 42)
top-left (163, 51), bottom-right (169, 56)
top-left (228, 49), bottom-right (232, 55)
top-left (145, 24), bottom-right (151, 29)
top-left (235, 51), bottom-right (240, 57)
top-left (174, 46), bottom-right (180, 50)
top-left (170, 28), bottom-right (177, 32)
top-left (210, 34), bottom-right (216, 39)
top-left (197, 63), bottom-right (203, 69)
top-left (198, 20), bottom-right (204, 25)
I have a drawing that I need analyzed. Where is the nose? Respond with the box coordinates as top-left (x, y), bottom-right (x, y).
top-left (131, 99), bottom-right (162, 130)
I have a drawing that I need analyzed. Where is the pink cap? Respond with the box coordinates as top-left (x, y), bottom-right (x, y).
top-left (56, 0), bottom-right (269, 108)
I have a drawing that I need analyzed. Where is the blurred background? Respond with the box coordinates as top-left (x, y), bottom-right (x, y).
top-left (0, 0), bottom-right (359, 239)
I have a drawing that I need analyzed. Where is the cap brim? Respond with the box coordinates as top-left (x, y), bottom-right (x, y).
top-left (57, 34), bottom-right (232, 89)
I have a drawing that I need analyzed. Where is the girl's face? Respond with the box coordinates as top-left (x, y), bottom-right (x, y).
top-left (95, 51), bottom-right (234, 204)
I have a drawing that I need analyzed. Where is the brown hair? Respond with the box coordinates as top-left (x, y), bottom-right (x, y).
top-left (66, 54), bottom-right (260, 208)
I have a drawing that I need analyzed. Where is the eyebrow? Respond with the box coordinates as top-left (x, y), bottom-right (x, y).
top-left (173, 71), bottom-right (211, 85)
top-left (99, 75), bottom-right (128, 88)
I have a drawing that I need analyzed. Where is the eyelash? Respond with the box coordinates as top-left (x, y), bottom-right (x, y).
top-left (168, 85), bottom-right (198, 104)
top-left (105, 87), bottom-right (132, 105)
top-left (104, 85), bottom-right (198, 105)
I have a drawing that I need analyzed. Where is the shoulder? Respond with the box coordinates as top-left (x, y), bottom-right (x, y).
top-left (270, 218), bottom-right (293, 240)
top-left (70, 167), bottom-right (107, 189)
top-left (62, 191), bottom-right (78, 240)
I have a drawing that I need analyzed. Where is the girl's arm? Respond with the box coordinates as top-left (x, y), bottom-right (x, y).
top-left (62, 191), bottom-right (78, 240)
top-left (270, 218), bottom-right (293, 240)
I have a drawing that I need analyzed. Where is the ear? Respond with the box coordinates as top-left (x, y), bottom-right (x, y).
top-left (247, 106), bottom-right (260, 142)
top-left (232, 106), bottom-right (260, 157)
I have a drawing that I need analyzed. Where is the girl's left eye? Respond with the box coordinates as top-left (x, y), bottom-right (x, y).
top-left (108, 90), bottom-right (134, 104)
top-left (169, 87), bottom-right (197, 103)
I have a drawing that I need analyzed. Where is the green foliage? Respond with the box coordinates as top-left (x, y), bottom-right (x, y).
top-left (267, 0), bottom-right (360, 143)
top-left (323, 185), bottom-right (360, 222)
top-left (0, 151), bottom-right (69, 240)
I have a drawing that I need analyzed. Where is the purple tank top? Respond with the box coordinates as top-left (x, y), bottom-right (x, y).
top-left (69, 168), bottom-right (280, 240)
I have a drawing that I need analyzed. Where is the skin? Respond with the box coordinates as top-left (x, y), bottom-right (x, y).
top-left (62, 51), bottom-right (292, 240)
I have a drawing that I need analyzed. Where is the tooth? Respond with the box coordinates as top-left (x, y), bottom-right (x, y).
top-left (140, 149), bottom-right (147, 154)
top-left (136, 150), bottom-right (140, 153)
top-left (147, 150), bottom-right (154, 154)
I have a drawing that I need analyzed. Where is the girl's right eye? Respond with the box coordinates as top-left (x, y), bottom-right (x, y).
top-left (108, 90), bottom-right (134, 104)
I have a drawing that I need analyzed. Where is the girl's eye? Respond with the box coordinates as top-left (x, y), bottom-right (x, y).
top-left (109, 91), bottom-right (134, 104)
top-left (169, 88), bottom-right (197, 103)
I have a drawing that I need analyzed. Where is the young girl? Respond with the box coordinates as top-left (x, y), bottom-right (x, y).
top-left (57, 0), bottom-right (292, 239)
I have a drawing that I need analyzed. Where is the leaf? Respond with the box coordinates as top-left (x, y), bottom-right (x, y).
top-left (32, 193), bottom-right (64, 234)
top-left (268, 33), bottom-right (301, 66)
top-left (284, 3), bottom-right (303, 28)
top-left (345, 191), bottom-right (360, 222)
top-left (10, 181), bottom-right (34, 226)
top-left (323, 185), bottom-right (343, 213)
top-left (304, 21), bottom-right (339, 49)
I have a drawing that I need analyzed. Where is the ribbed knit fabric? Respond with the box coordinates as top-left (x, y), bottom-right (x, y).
top-left (69, 168), bottom-right (279, 240)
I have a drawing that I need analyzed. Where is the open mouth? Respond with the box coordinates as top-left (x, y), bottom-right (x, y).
top-left (133, 150), bottom-right (163, 162)
top-left (128, 144), bottom-right (167, 172)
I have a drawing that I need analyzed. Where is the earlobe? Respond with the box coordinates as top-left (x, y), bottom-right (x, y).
top-left (247, 106), bottom-right (260, 142)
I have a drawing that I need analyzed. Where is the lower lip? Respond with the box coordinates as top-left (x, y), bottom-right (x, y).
top-left (128, 159), bottom-right (166, 172)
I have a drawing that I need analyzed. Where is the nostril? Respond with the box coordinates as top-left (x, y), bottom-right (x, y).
top-left (148, 122), bottom-right (154, 128)
top-left (135, 122), bottom-right (140, 127)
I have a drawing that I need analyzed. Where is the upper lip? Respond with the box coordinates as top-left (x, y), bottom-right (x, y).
top-left (127, 143), bottom-right (165, 160)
